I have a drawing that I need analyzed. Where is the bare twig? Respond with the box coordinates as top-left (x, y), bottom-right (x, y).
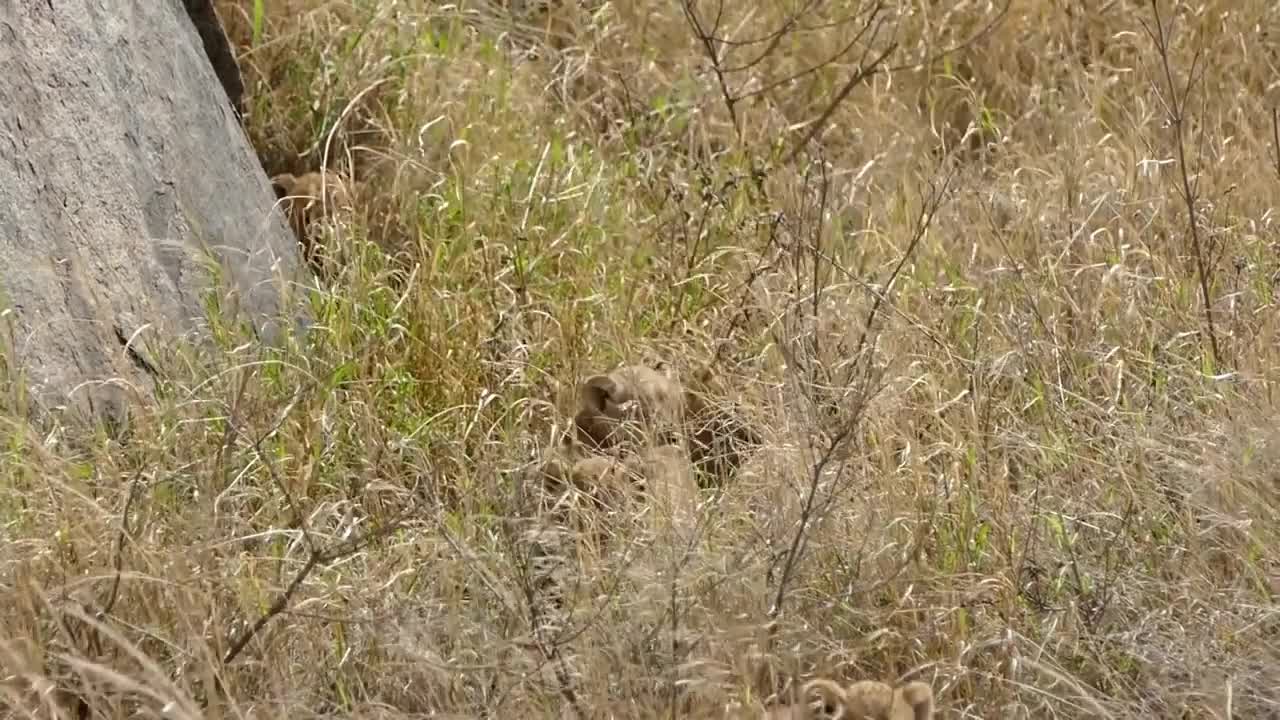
top-left (719, 0), bottom-right (825, 72)
top-left (214, 346), bottom-right (417, 667)
top-left (767, 421), bottom-right (857, 623)
top-left (783, 39), bottom-right (897, 164)
top-left (884, 0), bottom-right (1013, 73)
top-left (680, 0), bottom-right (895, 150)
top-left (732, 19), bottom-right (883, 104)
top-left (100, 469), bottom-right (144, 617)
top-left (766, 160), bottom-right (850, 625)
top-left (727, 2), bottom-right (882, 81)
top-left (238, 418), bottom-right (320, 557)
top-left (682, 0), bottom-right (740, 137)
top-left (1271, 107), bottom-right (1280, 180)
top-left (1141, 0), bottom-right (1223, 368)
top-left (710, 210), bottom-right (785, 367)
top-left (852, 166), bottom-right (956, 360)
top-left (764, 156), bottom-right (953, 633)
top-left (221, 517), bottom-right (405, 665)
top-left (700, 0), bottom-right (859, 52)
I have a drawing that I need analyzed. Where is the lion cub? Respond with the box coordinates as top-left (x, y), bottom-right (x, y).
top-left (535, 436), bottom-right (699, 537)
top-left (574, 363), bottom-right (760, 486)
top-left (270, 170), bottom-right (355, 273)
top-left (532, 435), bottom-right (631, 513)
top-left (620, 443), bottom-right (699, 534)
top-left (847, 680), bottom-right (934, 720)
top-left (763, 678), bottom-right (934, 720)
top-left (760, 678), bottom-right (849, 720)
top-left (574, 364), bottom-right (686, 451)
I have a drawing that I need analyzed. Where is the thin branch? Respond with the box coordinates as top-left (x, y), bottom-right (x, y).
top-left (719, 0), bottom-right (862, 72)
top-left (1143, 0), bottom-right (1223, 368)
top-left (766, 420), bottom-right (856, 623)
top-left (240, 419), bottom-right (320, 557)
top-left (699, 0), bottom-right (861, 49)
top-left (682, 0), bottom-right (741, 137)
top-left (680, 0), bottom-right (895, 146)
top-left (884, 0), bottom-right (1012, 73)
top-left (783, 39), bottom-right (897, 165)
top-left (736, 3), bottom-right (884, 103)
top-left (221, 517), bottom-right (405, 665)
top-left (852, 166), bottom-right (955, 360)
top-left (1271, 107), bottom-right (1280, 180)
top-left (100, 469), bottom-right (144, 617)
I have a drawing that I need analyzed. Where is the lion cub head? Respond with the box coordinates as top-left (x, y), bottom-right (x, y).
top-left (270, 170), bottom-right (355, 274)
top-left (573, 364), bottom-right (686, 451)
top-left (762, 678), bottom-right (934, 720)
top-left (761, 679), bottom-right (848, 720)
top-left (573, 363), bottom-right (760, 486)
top-left (843, 680), bottom-right (934, 720)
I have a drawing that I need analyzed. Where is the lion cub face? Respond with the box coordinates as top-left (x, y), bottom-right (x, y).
top-left (842, 680), bottom-right (934, 720)
top-left (574, 365), bottom-right (686, 451)
top-left (270, 170), bottom-right (355, 272)
top-left (761, 679), bottom-right (934, 720)
top-left (573, 363), bottom-right (760, 486)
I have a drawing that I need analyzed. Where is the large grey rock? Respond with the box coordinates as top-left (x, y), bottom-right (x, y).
top-left (0, 0), bottom-right (306, 428)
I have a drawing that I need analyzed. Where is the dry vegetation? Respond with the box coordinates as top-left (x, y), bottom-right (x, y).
top-left (3, 0), bottom-right (1280, 717)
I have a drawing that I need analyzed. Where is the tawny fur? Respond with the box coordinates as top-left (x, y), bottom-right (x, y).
top-left (270, 170), bottom-right (354, 273)
top-left (681, 364), bottom-right (762, 486)
top-left (621, 443), bottom-right (699, 534)
top-left (749, 678), bottom-right (934, 720)
top-left (574, 364), bottom-right (686, 451)
top-left (568, 453), bottom-right (634, 510)
top-left (531, 434), bottom-right (699, 539)
top-left (532, 434), bottom-right (629, 511)
top-left (761, 678), bottom-right (851, 720)
top-left (573, 363), bottom-right (759, 485)
top-left (842, 680), bottom-right (934, 720)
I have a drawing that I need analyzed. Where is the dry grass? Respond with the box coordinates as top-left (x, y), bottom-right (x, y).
top-left (3, 0), bottom-right (1280, 717)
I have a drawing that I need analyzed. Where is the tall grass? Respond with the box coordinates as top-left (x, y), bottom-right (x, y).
top-left (3, 0), bottom-right (1279, 717)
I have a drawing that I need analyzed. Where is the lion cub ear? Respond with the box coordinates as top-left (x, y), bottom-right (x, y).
top-left (270, 172), bottom-right (297, 199)
top-left (895, 681), bottom-right (934, 720)
top-left (574, 373), bottom-right (626, 449)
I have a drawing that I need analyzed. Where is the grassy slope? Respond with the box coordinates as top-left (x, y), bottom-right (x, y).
top-left (3, 0), bottom-right (1279, 717)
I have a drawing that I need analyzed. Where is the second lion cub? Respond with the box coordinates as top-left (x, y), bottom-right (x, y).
top-left (762, 678), bottom-right (934, 720)
top-left (844, 679), bottom-right (934, 720)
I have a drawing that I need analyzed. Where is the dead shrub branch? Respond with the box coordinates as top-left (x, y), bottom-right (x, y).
top-left (1141, 0), bottom-right (1224, 368)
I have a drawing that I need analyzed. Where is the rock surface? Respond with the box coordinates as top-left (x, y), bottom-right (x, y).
top-left (0, 0), bottom-right (304, 427)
